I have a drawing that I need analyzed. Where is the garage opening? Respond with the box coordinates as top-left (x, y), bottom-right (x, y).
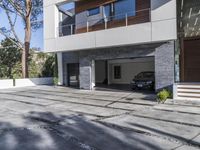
top-left (94, 57), bottom-right (155, 91)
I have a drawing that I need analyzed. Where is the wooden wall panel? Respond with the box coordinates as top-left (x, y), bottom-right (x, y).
top-left (183, 38), bottom-right (200, 82)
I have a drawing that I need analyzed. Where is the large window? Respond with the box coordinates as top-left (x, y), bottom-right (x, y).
top-left (114, 0), bottom-right (136, 20)
top-left (104, 4), bottom-right (112, 18)
top-left (88, 7), bottom-right (100, 16)
top-left (58, 2), bottom-right (75, 36)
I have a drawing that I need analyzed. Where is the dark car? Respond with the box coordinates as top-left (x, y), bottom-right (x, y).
top-left (130, 71), bottom-right (155, 90)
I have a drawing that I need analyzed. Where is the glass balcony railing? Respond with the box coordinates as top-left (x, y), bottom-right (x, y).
top-left (58, 8), bottom-right (151, 37)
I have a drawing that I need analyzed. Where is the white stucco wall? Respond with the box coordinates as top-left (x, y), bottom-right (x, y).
top-left (151, 0), bottom-right (176, 21)
top-left (44, 0), bottom-right (177, 52)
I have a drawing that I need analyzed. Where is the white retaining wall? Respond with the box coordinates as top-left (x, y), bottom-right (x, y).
top-left (0, 77), bottom-right (53, 89)
top-left (0, 79), bottom-right (14, 89)
top-left (15, 77), bottom-right (53, 87)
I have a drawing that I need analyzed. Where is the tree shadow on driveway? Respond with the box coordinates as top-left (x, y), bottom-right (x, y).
top-left (0, 111), bottom-right (180, 150)
top-left (128, 122), bottom-right (200, 148)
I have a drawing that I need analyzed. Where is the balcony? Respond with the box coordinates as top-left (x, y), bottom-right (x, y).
top-left (58, 8), bottom-right (150, 37)
top-left (44, 0), bottom-right (177, 52)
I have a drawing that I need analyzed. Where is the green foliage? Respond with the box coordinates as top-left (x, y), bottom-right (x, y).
top-left (12, 63), bottom-right (22, 79)
top-left (41, 55), bottom-right (55, 77)
top-left (157, 89), bottom-right (172, 103)
top-left (29, 59), bottom-right (40, 78)
top-left (0, 38), bottom-right (21, 78)
top-left (54, 53), bottom-right (58, 78)
top-left (0, 38), bottom-right (56, 79)
top-left (28, 51), bottom-right (56, 78)
top-left (53, 77), bottom-right (58, 85)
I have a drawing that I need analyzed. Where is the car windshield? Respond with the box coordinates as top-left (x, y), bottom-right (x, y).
top-left (136, 72), bottom-right (154, 79)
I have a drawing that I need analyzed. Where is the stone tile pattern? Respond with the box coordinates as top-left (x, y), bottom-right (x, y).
top-left (155, 41), bottom-right (175, 91)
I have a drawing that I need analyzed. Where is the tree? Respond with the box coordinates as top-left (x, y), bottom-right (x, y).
top-left (0, 38), bottom-right (21, 78)
top-left (41, 55), bottom-right (56, 77)
top-left (0, 0), bottom-right (43, 78)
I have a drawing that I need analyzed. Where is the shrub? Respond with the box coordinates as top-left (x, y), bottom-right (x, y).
top-left (157, 89), bottom-right (172, 103)
top-left (53, 77), bottom-right (58, 85)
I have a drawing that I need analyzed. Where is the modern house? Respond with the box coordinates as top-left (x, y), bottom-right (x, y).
top-left (44, 0), bottom-right (200, 100)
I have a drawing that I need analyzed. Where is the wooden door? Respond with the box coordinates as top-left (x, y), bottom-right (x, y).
top-left (183, 38), bottom-right (200, 82)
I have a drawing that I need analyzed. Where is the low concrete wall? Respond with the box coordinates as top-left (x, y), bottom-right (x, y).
top-left (0, 77), bottom-right (53, 89)
top-left (15, 77), bottom-right (53, 87)
top-left (0, 79), bottom-right (14, 89)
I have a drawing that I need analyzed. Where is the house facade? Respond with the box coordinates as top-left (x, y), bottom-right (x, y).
top-left (43, 0), bottom-right (200, 99)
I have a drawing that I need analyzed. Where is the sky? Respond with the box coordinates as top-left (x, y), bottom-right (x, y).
top-left (0, 1), bottom-right (75, 51)
top-left (0, 7), bottom-right (44, 51)
top-left (59, 2), bottom-right (74, 11)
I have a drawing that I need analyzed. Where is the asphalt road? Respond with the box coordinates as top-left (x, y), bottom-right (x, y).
top-left (0, 86), bottom-right (199, 150)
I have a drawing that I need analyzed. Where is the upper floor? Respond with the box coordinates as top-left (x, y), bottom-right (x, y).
top-left (44, 0), bottom-right (177, 52)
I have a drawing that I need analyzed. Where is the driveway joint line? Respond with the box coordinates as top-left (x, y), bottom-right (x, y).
top-left (130, 114), bottom-right (200, 127)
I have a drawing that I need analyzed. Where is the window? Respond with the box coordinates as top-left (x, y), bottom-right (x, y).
top-left (104, 4), bottom-right (112, 18)
top-left (58, 2), bottom-right (75, 36)
top-left (114, 66), bottom-right (121, 79)
top-left (88, 7), bottom-right (100, 16)
top-left (114, 0), bottom-right (136, 20)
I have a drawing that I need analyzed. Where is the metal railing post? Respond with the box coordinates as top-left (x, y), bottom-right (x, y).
top-left (105, 17), bottom-right (107, 29)
top-left (57, 26), bottom-right (59, 37)
top-left (87, 21), bottom-right (89, 32)
top-left (70, 24), bottom-right (73, 35)
top-left (149, 8), bottom-right (151, 22)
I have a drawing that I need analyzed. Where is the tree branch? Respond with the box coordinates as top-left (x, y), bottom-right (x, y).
top-left (26, 0), bottom-right (32, 18)
top-left (3, 4), bottom-right (23, 46)
top-left (0, 30), bottom-right (23, 50)
top-left (7, 0), bottom-right (25, 19)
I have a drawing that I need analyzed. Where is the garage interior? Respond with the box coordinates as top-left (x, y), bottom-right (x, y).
top-left (94, 57), bottom-right (155, 91)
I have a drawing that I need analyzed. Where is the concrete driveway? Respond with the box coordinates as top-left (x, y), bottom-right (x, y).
top-left (0, 86), bottom-right (199, 150)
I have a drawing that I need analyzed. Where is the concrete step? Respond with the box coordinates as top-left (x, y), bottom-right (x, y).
top-left (177, 85), bottom-right (200, 89)
top-left (176, 97), bottom-right (200, 101)
top-left (177, 93), bottom-right (200, 100)
top-left (175, 83), bottom-right (200, 100)
top-left (178, 93), bottom-right (200, 97)
top-left (177, 89), bottom-right (200, 93)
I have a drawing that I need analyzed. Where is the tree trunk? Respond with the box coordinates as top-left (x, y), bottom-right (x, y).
top-left (22, 44), bottom-right (29, 78)
top-left (22, 0), bottom-right (32, 78)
